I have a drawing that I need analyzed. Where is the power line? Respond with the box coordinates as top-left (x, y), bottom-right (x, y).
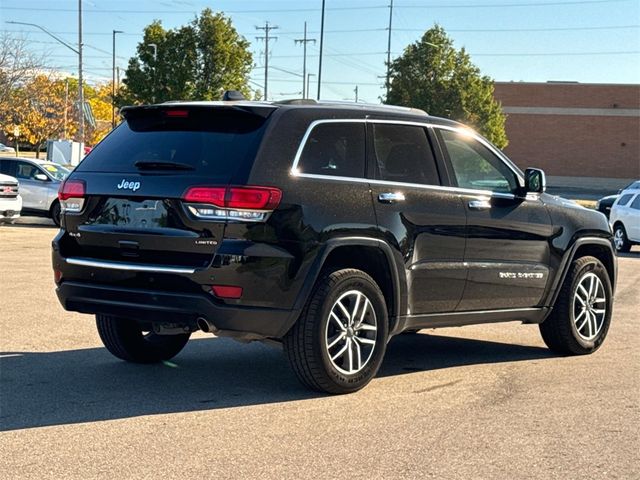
top-left (0, 0), bottom-right (631, 14)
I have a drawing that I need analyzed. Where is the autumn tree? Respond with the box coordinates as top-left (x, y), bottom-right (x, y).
top-left (122, 8), bottom-right (253, 104)
top-left (7, 75), bottom-right (71, 157)
top-left (386, 25), bottom-right (508, 148)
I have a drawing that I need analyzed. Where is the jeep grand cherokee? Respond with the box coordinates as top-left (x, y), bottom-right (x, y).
top-left (52, 98), bottom-right (616, 394)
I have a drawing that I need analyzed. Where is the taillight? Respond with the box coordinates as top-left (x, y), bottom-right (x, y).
top-left (58, 179), bottom-right (86, 213)
top-left (165, 109), bottom-right (189, 118)
top-left (183, 186), bottom-right (282, 222)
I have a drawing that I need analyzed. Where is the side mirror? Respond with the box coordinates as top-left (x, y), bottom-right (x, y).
top-left (34, 173), bottom-right (49, 182)
top-left (525, 168), bottom-right (546, 193)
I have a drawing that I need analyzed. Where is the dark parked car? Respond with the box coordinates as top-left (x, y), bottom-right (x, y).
top-left (596, 180), bottom-right (640, 218)
top-left (52, 98), bottom-right (616, 394)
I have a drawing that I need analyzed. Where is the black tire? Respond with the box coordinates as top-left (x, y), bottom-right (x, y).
top-left (50, 201), bottom-right (61, 227)
top-left (284, 268), bottom-right (389, 394)
top-left (539, 256), bottom-right (612, 355)
top-left (613, 223), bottom-right (631, 253)
top-left (96, 314), bottom-right (190, 363)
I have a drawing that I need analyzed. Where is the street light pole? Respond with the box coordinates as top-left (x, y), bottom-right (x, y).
top-left (6, 17), bottom-right (84, 152)
top-left (78, 0), bottom-right (84, 152)
top-left (112, 30), bottom-right (123, 129)
top-left (317, 0), bottom-right (326, 100)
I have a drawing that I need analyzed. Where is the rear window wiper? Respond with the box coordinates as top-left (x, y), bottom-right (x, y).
top-left (134, 161), bottom-right (195, 171)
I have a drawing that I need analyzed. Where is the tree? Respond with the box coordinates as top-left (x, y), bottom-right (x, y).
top-left (386, 25), bottom-right (508, 149)
top-left (122, 9), bottom-right (253, 104)
top-left (8, 75), bottom-right (71, 157)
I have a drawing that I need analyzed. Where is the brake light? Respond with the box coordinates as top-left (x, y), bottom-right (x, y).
top-left (183, 186), bottom-right (282, 222)
top-left (184, 186), bottom-right (282, 210)
top-left (165, 109), bottom-right (189, 118)
top-left (58, 179), bottom-right (86, 213)
top-left (58, 179), bottom-right (85, 200)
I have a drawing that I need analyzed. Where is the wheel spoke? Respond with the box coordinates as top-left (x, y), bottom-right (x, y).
top-left (356, 323), bottom-right (377, 332)
top-left (593, 297), bottom-right (606, 304)
top-left (347, 338), bottom-right (354, 372)
top-left (592, 308), bottom-right (606, 315)
top-left (574, 294), bottom-right (586, 307)
top-left (331, 341), bottom-right (349, 361)
top-left (336, 300), bottom-right (351, 322)
top-left (588, 275), bottom-right (596, 297)
top-left (327, 332), bottom-right (346, 349)
top-left (355, 336), bottom-right (375, 346)
top-left (330, 311), bottom-right (347, 331)
top-left (577, 284), bottom-right (589, 303)
top-left (587, 312), bottom-right (594, 338)
top-left (353, 339), bottom-right (362, 371)
top-left (350, 292), bottom-right (362, 326)
top-left (575, 310), bottom-right (589, 331)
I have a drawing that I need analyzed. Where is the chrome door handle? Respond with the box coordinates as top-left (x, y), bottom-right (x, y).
top-left (378, 192), bottom-right (405, 203)
top-left (468, 199), bottom-right (492, 210)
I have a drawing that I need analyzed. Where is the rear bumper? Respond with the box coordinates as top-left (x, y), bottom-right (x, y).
top-left (56, 281), bottom-right (300, 340)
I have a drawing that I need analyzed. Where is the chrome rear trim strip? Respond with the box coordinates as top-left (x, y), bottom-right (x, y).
top-left (66, 258), bottom-right (196, 274)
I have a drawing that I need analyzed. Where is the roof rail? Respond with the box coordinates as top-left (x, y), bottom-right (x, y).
top-left (273, 98), bottom-right (428, 116)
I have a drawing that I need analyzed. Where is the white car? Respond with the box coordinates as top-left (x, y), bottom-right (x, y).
top-left (0, 173), bottom-right (22, 223)
top-left (609, 182), bottom-right (640, 252)
top-left (0, 143), bottom-right (16, 153)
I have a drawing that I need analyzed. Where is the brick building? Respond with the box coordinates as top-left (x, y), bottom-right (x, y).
top-left (493, 82), bottom-right (639, 189)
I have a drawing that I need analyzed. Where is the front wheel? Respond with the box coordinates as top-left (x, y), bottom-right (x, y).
top-left (539, 256), bottom-right (613, 355)
top-left (284, 269), bottom-right (389, 394)
top-left (96, 314), bottom-right (190, 363)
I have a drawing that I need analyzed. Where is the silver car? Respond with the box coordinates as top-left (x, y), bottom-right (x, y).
top-left (0, 157), bottom-right (70, 226)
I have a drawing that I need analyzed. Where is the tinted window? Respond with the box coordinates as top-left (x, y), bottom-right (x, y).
top-left (372, 124), bottom-right (439, 185)
top-left (0, 160), bottom-right (14, 176)
top-left (631, 195), bottom-right (640, 210)
top-left (439, 129), bottom-right (518, 193)
top-left (297, 123), bottom-right (365, 178)
top-left (617, 194), bottom-right (633, 206)
top-left (76, 108), bottom-right (267, 177)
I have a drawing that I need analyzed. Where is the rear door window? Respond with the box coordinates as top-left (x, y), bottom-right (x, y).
top-left (371, 123), bottom-right (440, 185)
top-left (630, 195), bottom-right (640, 210)
top-left (296, 122), bottom-right (366, 178)
top-left (75, 108), bottom-right (268, 179)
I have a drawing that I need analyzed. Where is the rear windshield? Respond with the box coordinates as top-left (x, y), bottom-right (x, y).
top-left (76, 108), bottom-right (268, 177)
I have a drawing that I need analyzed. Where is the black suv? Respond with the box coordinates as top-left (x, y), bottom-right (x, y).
top-left (52, 99), bottom-right (616, 394)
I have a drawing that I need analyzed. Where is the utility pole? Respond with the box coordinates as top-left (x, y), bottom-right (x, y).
top-left (112, 30), bottom-right (123, 128)
top-left (78, 0), bottom-right (84, 153)
top-left (295, 22), bottom-right (316, 98)
top-left (256, 22), bottom-right (278, 101)
top-left (317, 0), bottom-right (326, 100)
top-left (354, 85), bottom-right (358, 103)
top-left (385, 0), bottom-right (394, 101)
top-left (64, 78), bottom-right (69, 138)
top-left (307, 73), bottom-right (315, 100)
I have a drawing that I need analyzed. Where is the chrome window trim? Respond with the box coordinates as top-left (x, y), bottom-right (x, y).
top-left (66, 257), bottom-right (197, 274)
top-left (289, 118), bottom-right (524, 197)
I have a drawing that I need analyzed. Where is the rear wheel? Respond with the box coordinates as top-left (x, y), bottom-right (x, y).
top-left (50, 201), bottom-right (61, 227)
top-left (96, 314), bottom-right (190, 363)
top-left (539, 256), bottom-right (612, 355)
top-left (284, 269), bottom-right (389, 394)
top-left (613, 223), bottom-right (631, 253)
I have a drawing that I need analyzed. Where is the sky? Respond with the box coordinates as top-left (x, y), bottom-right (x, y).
top-left (1, 0), bottom-right (639, 103)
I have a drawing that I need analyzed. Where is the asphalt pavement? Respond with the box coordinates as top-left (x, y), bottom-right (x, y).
top-left (1, 220), bottom-right (638, 479)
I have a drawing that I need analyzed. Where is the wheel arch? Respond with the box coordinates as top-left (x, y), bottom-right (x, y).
top-left (291, 238), bottom-right (407, 334)
top-left (544, 236), bottom-right (617, 310)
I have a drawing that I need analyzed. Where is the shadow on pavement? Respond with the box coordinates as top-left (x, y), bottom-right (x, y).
top-left (1, 334), bottom-right (554, 431)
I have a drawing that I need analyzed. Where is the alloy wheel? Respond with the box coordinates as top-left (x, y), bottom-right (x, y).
top-left (613, 228), bottom-right (625, 251)
top-left (324, 289), bottom-right (378, 375)
top-left (573, 272), bottom-right (606, 341)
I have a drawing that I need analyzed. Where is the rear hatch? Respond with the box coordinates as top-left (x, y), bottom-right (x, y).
top-left (59, 104), bottom-right (275, 269)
